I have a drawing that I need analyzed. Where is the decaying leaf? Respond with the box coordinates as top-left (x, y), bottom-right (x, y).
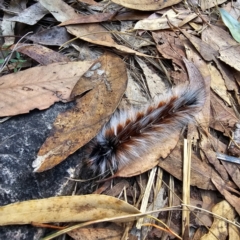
top-left (221, 161), bottom-right (240, 189)
top-left (181, 29), bottom-right (218, 61)
top-left (212, 179), bottom-right (240, 216)
top-left (201, 24), bottom-right (238, 51)
top-left (158, 143), bottom-right (234, 190)
top-left (152, 30), bottom-right (188, 83)
top-left (111, 0), bottom-right (182, 11)
top-left (0, 195), bottom-right (140, 226)
top-left (201, 200), bottom-right (236, 240)
top-left (11, 43), bottom-right (70, 65)
top-left (27, 26), bottom-right (72, 46)
top-left (33, 52), bottom-right (127, 172)
top-left (68, 223), bottom-right (123, 240)
top-left (59, 12), bottom-right (115, 26)
top-left (0, 61), bottom-right (94, 117)
top-left (8, 2), bottom-right (48, 25)
top-left (210, 92), bottom-right (238, 134)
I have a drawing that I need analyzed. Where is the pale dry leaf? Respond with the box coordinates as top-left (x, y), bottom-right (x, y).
top-left (219, 45), bottom-right (240, 71)
top-left (134, 12), bottom-right (197, 30)
top-left (212, 178), bottom-right (240, 215)
top-left (201, 200), bottom-right (236, 240)
top-left (39, 0), bottom-right (76, 22)
top-left (33, 53), bottom-right (127, 172)
top-left (1, 0), bottom-right (26, 45)
top-left (0, 195), bottom-right (140, 226)
top-left (8, 2), bottom-right (48, 25)
top-left (112, 0), bottom-right (182, 11)
top-left (124, 69), bottom-right (148, 105)
top-left (208, 63), bottom-right (231, 105)
top-left (229, 224), bottom-right (240, 240)
top-left (201, 25), bottom-right (238, 51)
top-left (135, 56), bottom-right (167, 97)
top-left (0, 61), bottom-right (94, 117)
top-left (200, 0), bottom-right (226, 11)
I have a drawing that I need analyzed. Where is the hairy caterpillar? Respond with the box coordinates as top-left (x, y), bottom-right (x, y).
top-left (86, 81), bottom-right (206, 174)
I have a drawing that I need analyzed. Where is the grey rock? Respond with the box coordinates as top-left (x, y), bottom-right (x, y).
top-left (0, 102), bottom-right (83, 239)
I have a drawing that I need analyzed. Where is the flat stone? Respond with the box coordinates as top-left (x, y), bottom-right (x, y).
top-left (0, 102), bottom-right (83, 239)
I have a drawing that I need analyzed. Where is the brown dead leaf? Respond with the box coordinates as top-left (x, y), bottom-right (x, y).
top-left (210, 92), bottom-right (238, 134)
top-left (158, 143), bottom-right (233, 190)
top-left (11, 43), bottom-right (69, 65)
top-left (33, 52), bottom-right (127, 172)
top-left (0, 195), bottom-right (140, 226)
top-left (228, 123), bottom-right (240, 157)
top-left (39, 0), bottom-right (149, 57)
top-left (221, 161), bottom-right (240, 189)
top-left (59, 11), bottom-right (151, 27)
top-left (196, 190), bottom-right (221, 226)
top-left (184, 41), bottom-right (211, 129)
top-left (201, 25), bottom-right (239, 91)
top-left (112, 0), bottom-right (182, 11)
top-left (181, 29), bottom-right (218, 61)
top-left (203, 146), bottom-right (230, 182)
top-left (68, 223), bottom-right (123, 240)
top-left (0, 61), bottom-right (94, 117)
top-left (201, 200), bottom-right (236, 240)
top-left (212, 178), bottom-right (240, 215)
top-left (59, 12), bottom-right (115, 26)
top-left (152, 30), bottom-right (188, 84)
top-left (219, 45), bottom-right (240, 71)
top-left (201, 25), bottom-right (238, 51)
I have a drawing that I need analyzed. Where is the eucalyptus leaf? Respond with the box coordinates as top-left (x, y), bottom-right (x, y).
top-left (219, 8), bottom-right (240, 43)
